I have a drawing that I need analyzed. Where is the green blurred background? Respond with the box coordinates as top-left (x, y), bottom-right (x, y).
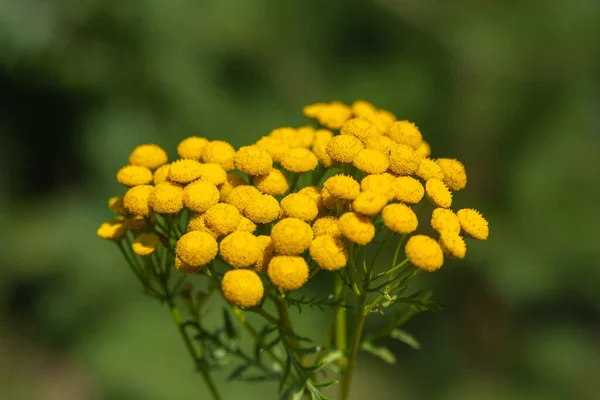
top-left (1, 0), bottom-right (599, 399)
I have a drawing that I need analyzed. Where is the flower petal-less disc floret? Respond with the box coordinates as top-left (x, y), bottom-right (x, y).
top-left (176, 231), bottom-right (219, 267)
top-left (219, 231), bottom-right (261, 267)
top-left (267, 256), bottom-right (310, 291)
top-left (221, 269), bottom-right (264, 307)
top-left (457, 208), bottom-right (489, 240)
top-left (338, 212), bottom-right (375, 245)
top-left (129, 144), bottom-right (168, 170)
top-left (270, 218), bottom-right (313, 255)
top-left (309, 235), bottom-right (348, 271)
top-left (405, 235), bottom-right (444, 272)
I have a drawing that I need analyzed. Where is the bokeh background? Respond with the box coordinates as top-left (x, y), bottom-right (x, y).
top-left (1, 0), bottom-right (599, 399)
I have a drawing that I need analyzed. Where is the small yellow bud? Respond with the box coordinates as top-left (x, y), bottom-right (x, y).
top-left (280, 193), bottom-right (318, 222)
top-left (220, 231), bottom-right (261, 268)
top-left (271, 218), bottom-right (313, 255)
top-left (457, 208), bottom-right (489, 240)
top-left (312, 216), bottom-right (343, 239)
top-left (149, 182), bottom-right (184, 214)
top-left (204, 203), bottom-right (242, 236)
top-left (132, 233), bottom-right (160, 256)
top-left (324, 174), bottom-right (361, 200)
top-left (382, 203), bottom-right (418, 234)
top-left (153, 164), bottom-right (171, 185)
top-left (222, 269), bottom-right (264, 307)
top-left (201, 140), bottom-right (236, 171)
top-left (338, 212), bottom-right (375, 245)
top-left (309, 235), bottom-right (348, 271)
top-left (168, 159), bottom-right (202, 184)
top-left (430, 208), bottom-right (461, 234)
top-left (234, 146), bottom-right (273, 176)
top-left (123, 185), bottom-right (153, 216)
top-left (97, 219), bottom-right (126, 240)
top-left (177, 136), bottom-right (209, 160)
top-left (353, 149), bottom-right (389, 175)
top-left (405, 235), bottom-right (444, 272)
top-left (184, 180), bottom-right (220, 213)
top-left (386, 120), bottom-right (422, 150)
top-left (267, 256), bottom-right (309, 291)
top-left (340, 117), bottom-right (382, 143)
top-left (253, 235), bottom-right (275, 273)
top-left (176, 231), bottom-right (219, 267)
top-left (416, 158), bottom-right (444, 181)
top-left (280, 148), bottom-right (319, 173)
top-left (439, 231), bottom-right (467, 259)
top-left (393, 176), bottom-right (424, 204)
top-left (129, 144), bottom-right (168, 170)
top-left (388, 144), bottom-right (420, 176)
top-left (326, 135), bottom-right (364, 164)
top-left (436, 158), bottom-right (467, 191)
top-left (352, 191), bottom-right (388, 217)
top-left (253, 169), bottom-right (289, 195)
top-left (117, 165), bottom-right (153, 187)
top-left (425, 179), bottom-right (453, 208)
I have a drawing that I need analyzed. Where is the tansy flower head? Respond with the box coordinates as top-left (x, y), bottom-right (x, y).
top-left (326, 135), bottom-right (364, 164)
top-left (436, 158), bottom-right (467, 191)
top-left (309, 235), bottom-right (348, 271)
top-left (315, 101), bottom-right (353, 130)
top-left (225, 185), bottom-right (262, 213)
top-left (132, 233), bottom-right (160, 256)
top-left (184, 180), bottom-right (220, 213)
top-left (280, 148), bottom-right (319, 173)
top-left (123, 185), bottom-right (153, 216)
top-left (352, 191), bottom-right (388, 217)
top-left (234, 146), bottom-right (273, 176)
top-left (353, 148), bottom-right (389, 174)
top-left (269, 127), bottom-right (298, 147)
top-left (374, 109), bottom-right (397, 129)
top-left (416, 158), bottom-right (444, 181)
top-left (386, 120), bottom-right (423, 150)
top-left (253, 169), bottom-right (289, 195)
top-left (351, 100), bottom-right (377, 117)
top-left (312, 129), bottom-right (335, 167)
top-left (320, 188), bottom-right (340, 211)
top-left (176, 231), bottom-right (219, 267)
top-left (312, 216), bottom-right (343, 239)
top-left (129, 144), bottom-right (168, 170)
top-left (204, 203), bottom-right (242, 236)
top-left (221, 269), bottom-right (264, 307)
top-left (296, 126), bottom-right (315, 148)
top-left (117, 165), bottom-right (153, 186)
top-left (439, 231), bottom-right (467, 259)
top-left (219, 231), bottom-right (261, 267)
top-left (108, 196), bottom-right (127, 216)
top-left (244, 194), bottom-right (281, 224)
top-left (254, 235), bottom-right (275, 273)
top-left (382, 203), bottom-right (418, 234)
top-left (365, 136), bottom-right (397, 156)
top-left (201, 140), bottom-right (236, 170)
top-left (97, 219), bottom-right (127, 240)
top-left (168, 159), bottom-right (202, 184)
top-left (405, 234), bottom-right (444, 272)
top-left (416, 140), bottom-right (431, 158)
top-left (177, 136), bottom-right (209, 160)
top-left (280, 193), bottom-right (318, 222)
top-left (197, 163), bottom-right (227, 185)
top-left (431, 208), bottom-right (461, 234)
top-left (271, 218), bottom-right (313, 255)
top-left (298, 186), bottom-right (325, 214)
top-left (236, 216), bottom-right (257, 233)
top-left (153, 164), bottom-right (171, 185)
top-left (361, 173), bottom-right (395, 200)
top-left (340, 117), bottom-right (382, 142)
top-left (255, 136), bottom-right (291, 163)
top-left (175, 256), bottom-right (198, 274)
top-left (187, 213), bottom-right (219, 238)
top-left (267, 256), bottom-right (309, 291)
top-left (389, 144), bottom-right (421, 176)
top-left (457, 208), bottom-right (489, 240)
top-left (303, 102), bottom-right (327, 119)
top-left (324, 174), bottom-right (361, 200)
top-left (425, 179), bottom-right (453, 208)
top-left (393, 176), bottom-right (425, 204)
top-left (338, 212), bottom-right (375, 245)
top-left (149, 182), bottom-right (184, 214)
top-left (219, 173), bottom-right (247, 201)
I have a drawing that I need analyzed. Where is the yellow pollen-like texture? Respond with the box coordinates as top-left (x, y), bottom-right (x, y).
top-left (267, 256), bottom-right (309, 291)
top-left (221, 269), bottom-right (264, 307)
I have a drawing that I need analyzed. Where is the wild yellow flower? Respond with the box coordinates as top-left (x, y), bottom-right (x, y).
top-left (201, 140), bottom-right (236, 171)
top-left (405, 235), bottom-right (444, 272)
top-left (430, 208), bottom-right (461, 234)
top-left (340, 118), bottom-right (382, 142)
top-left (436, 158), bottom-right (467, 191)
top-left (204, 203), bottom-right (242, 236)
top-left (311, 129), bottom-right (335, 167)
top-left (351, 100), bottom-right (377, 117)
top-left (97, 219), bottom-right (127, 240)
top-left (253, 235), bottom-right (275, 273)
top-left (364, 136), bottom-right (397, 155)
top-left (280, 193), bottom-right (319, 222)
top-left (382, 203), bottom-right (418, 234)
top-left (177, 136), bottom-right (209, 160)
top-left (175, 256), bottom-right (198, 274)
top-left (353, 148), bottom-right (389, 175)
top-left (123, 185), bottom-right (153, 216)
top-left (234, 146), bottom-right (273, 176)
top-left (197, 163), bottom-right (227, 185)
top-left (309, 235), bottom-right (348, 271)
top-left (255, 136), bottom-right (291, 164)
top-left (361, 173), bottom-right (395, 200)
top-left (153, 164), bottom-right (170, 185)
top-left (219, 231), bottom-right (261, 267)
top-left (386, 120), bottom-right (422, 149)
top-left (296, 126), bottom-right (316, 148)
top-left (219, 173), bottom-right (247, 201)
top-left (184, 180), bottom-right (220, 213)
top-left (225, 185), bottom-right (262, 213)
top-left (149, 182), bottom-right (184, 214)
top-left (324, 174), bottom-right (360, 200)
top-left (326, 135), bottom-right (364, 164)
top-left (298, 186), bottom-right (325, 214)
top-left (267, 256), bottom-right (309, 291)
top-left (176, 231), bottom-right (219, 267)
top-left (269, 127), bottom-right (299, 147)
top-left (457, 208), bottom-right (489, 240)
top-left (416, 158), bottom-right (444, 181)
top-left (425, 179), bottom-right (453, 208)
top-left (374, 109), bottom-right (397, 129)
top-left (338, 212), bottom-right (375, 245)
top-left (313, 101), bottom-right (353, 130)
top-left (236, 216), bottom-right (257, 233)
top-left (439, 231), bottom-right (467, 259)
top-left (168, 159), bottom-right (202, 184)
top-left (271, 218), bottom-right (313, 255)
top-left (312, 216), bottom-right (343, 239)
top-left (221, 269), bottom-right (264, 307)
top-left (280, 148), bottom-right (319, 173)
top-left (253, 169), bottom-right (289, 195)
top-left (416, 140), bottom-right (431, 158)
top-left (244, 194), bottom-right (281, 224)
top-left (117, 165), bottom-right (153, 186)
top-left (352, 191), bottom-right (388, 217)
top-left (129, 144), bottom-right (168, 170)
top-left (187, 213), bottom-right (219, 239)
top-left (132, 233), bottom-right (161, 256)
top-left (388, 144), bottom-right (421, 176)
top-left (393, 176), bottom-right (424, 204)
top-left (303, 102), bottom-right (327, 119)
top-left (108, 196), bottom-right (127, 216)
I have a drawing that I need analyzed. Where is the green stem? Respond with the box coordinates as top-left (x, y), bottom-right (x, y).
top-left (333, 274), bottom-right (347, 369)
top-left (340, 296), bottom-right (367, 400)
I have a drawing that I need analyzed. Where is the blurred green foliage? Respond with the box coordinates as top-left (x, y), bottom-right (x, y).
top-left (1, 0), bottom-right (599, 399)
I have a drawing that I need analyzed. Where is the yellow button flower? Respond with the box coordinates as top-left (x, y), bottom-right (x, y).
top-left (176, 231), bottom-right (219, 267)
top-left (393, 176), bottom-right (425, 204)
top-left (177, 136), bottom-right (209, 160)
top-left (267, 256), bottom-right (309, 291)
top-left (298, 186), bottom-right (325, 214)
top-left (271, 218), bottom-right (313, 255)
top-left (124, 185), bottom-right (153, 216)
top-left (187, 213), bottom-right (219, 239)
top-left (117, 165), bottom-right (153, 186)
top-left (280, 148), bottom-right (319, 173)
top-left (430, 208), bottom-right (461, 234)
top-left (253, 169), bottom-right (289, 195)
top-left (338, 212), bottom-right (375, 245)
top-left (340, 117), bottom-right (382, 142)
top-left (280, 193), bottom-right (318, 222)
top-left (388, 144), bottom-right (421, 176)
top-left (457, 208), bottom-right (489, 240)
top-left (312, 129), bottom-right (335, 167)
top-left (351, 100), bottom-right (377, 118)
top-left (416, 140), bottom-right (431, 158)
top-left (254, 235), bottom-right (275, 273)
top-left (439, 231), bottom-right (467, 259)
top-left (108, 196), bottom-right (127, 216)
top-left (219, 231), bottom-right (261, 267)
top-left (352, 191), bottom-right (388, 217)
top-left (153, 164), bottom-right (171, 185)
top-left (386, 120), bottom-right (422, 150)
top-left (197, 163), bottom-right (227, 185)
top-left (244, 194), bottom-right (281, 224)
top-left (175, 256), bottom-right (198, 274)
top-left (364, 136), bottom-right (397, 156)
top-left (255, 136), bottom-right (291, 163)
top-left (374, 109), bottom-right (397, 129)
top-left (225, 185), bottom-right (262, 213)
top-left (303, 102), bottom-right (328, 119)
top-left (236, 216), bottom-right (257, 233)
top-left (320, 188), bottom-right (340, 211)
top-left (324, 174), bottom-right (361, 200)
top-left (129, 144), bottom-right (168, 170)
top-left (201, 140), bottom-right (236, 170)
top-left (149, 182), bottom-right (184, 214)
top-left (326, 135), bottom-right (364, 164)
top-left (436, 158), bottom-right (467, 191)
top-left (234, 146), bottom-right (273, 176)
top-left (404, 235), bottom-right (444, 272)
top-left (296, 126), bottom-right (316, 148)
top-left (315, 101), bottom-right (353, 130)
top-left (353, 148), bottom-right (389, 174)
top-left (361, 173), bottom-right (395, 200)
top-left (184, 180), bottom-right (220, 213)
top-left (204, 203), bottom-right (242, 236)
top-left (97, 219), bottom-right (127, 240)
top-left (309, 235), bottom-right (348, 271)
top-left (269, 127), bottom-right (298, 147)
top-left (312, 216), bottom-right (343, 239)
top-left (416, 158), bottom-right (444, 181)
top-left (219, 173), bottom-right (247, 201)
top-left (425, 179), bottom-right (453, 208)
top-left (168, 159), bottom-right (202, 184)
top-left (132, 232), bottom-right (161, 256)
top-left (382, 203), bottom-right (418, 234)
top-left (221, 269), bottom-right (264, 307)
